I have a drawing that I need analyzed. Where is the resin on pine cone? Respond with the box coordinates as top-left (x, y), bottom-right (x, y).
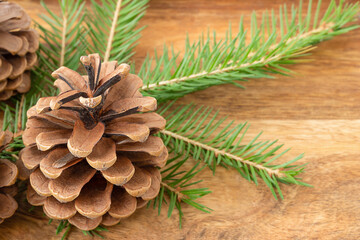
top-left (20, 53), bottom-right (167, 230)
top-left (0, 1), bottom-right (39, 100)
top-left (0, 130), bottom-right (18, 224)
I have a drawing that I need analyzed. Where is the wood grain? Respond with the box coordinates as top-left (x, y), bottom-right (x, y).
top-left (1, 0), bottom-right (360, 239)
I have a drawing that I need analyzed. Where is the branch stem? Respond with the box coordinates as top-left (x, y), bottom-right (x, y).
top-left (60, 13), bottom-right (67, 66)
top-left (161, 181), bottom-right (185, 200)
top-left (16, 94), bottom-right (25, 132)
top-left (161, 129), bottom-right (284, 178)
top-left (104, 0), bottom-right (123, 62)
top-left (142, 22), bottom-right (334, 91)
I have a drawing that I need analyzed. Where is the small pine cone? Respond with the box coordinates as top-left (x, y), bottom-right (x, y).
top-left (0, 1), bottom-right (39, 100)
top-left (21, 54), bottom-right (167, 231)
top-left (0, 130), bottom-right (18, 224)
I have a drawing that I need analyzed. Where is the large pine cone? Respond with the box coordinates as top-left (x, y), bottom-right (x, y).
top-left (20, 54), bottom-right (167, 230)
top-left (0, 130), bottom-right (18, 224)
top-left (0, 1), bottom-right (39, 100)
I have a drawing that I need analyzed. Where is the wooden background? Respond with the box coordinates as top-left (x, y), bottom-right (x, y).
top-left (1, 0), bottom-right (360, 239)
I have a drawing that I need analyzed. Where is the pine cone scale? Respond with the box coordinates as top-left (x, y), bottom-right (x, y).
top-left (43, 196), bottom-right (76, 220)
top-left (0, 131), bottom-right (18, 224)
top-left (20, 145), bottom-right (49, 169)
top-left (86, 137), bottom-right (117, 170)
top-left (141, 167), bottom-right (162, 200)
top-left (25, 52), bottom-right (37, 69)
top-left (0, 193), bottom-right (18, 219)
top-left (100, 155), bottom-right (135, 185)
top-left (0, 159), bottom-right (17, 188)
top-left (52, 67), bottom-right (87, 92)
top-left (16, 36), bottom-right (29, 56)
top-left (13, 30), bottom-right (39, 53)
top-left (50, 90), bottom-right (85, 110)
top-left (108, 187), bottom-right (137, 218)
top-left (0, 130), bottom-right (13, 147)
top-left (104, 97), bottom-right (157, 114)
top-left (48, 162), bottom-right (96, 202)
top-left (7, 55), bottom-right (27, 78)
top-left (0, 31), bottom-right (23, 54)
top-left (0, 2), bottom-right (24, 23)
top-left (29, 168), bottom-right (51, 196)
top-left (40, 147), bottom-right (79, 179)
top-left (96, 64), bottom-right (130, 91)
top-left (105, 122), bottom-right (150, 142)
top-left (27, 184), bottom-right (46, 206)
top-left (68, 121), bottom-right (105, 157)
top-left (124, 149), bottom-right (169, 168)
top-left (74, 177), bottom-right (113, 218)
top-left (116, 136), bottom-right (165, 156)
top-left (123, 166), bottom-right (151, 197)
top-left (36, 129), bottom-right (72, 151)
top-left (68, 213), bottom-right (102, 231)
top-left (0, 10), bottom-right (30, 32)
top-left (0, 58), bottom-right (12, 81)
top-left (105, 74), bottom-right (143, 103)
top-left (5, 74), bottom-right (23, 90)
top-left (45, 109), bottom-right (78, 126)
top-left (101, 213), bottom-right (121, 226)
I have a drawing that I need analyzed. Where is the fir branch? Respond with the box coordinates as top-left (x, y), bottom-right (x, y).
top-left (139, 0), bottom-right (359, 102)
top-left (158, 103), bottom-right (310, 199)
top-left (149, 153), bottom-right (212, 227)
top-left (86, 0), bottom-right (148, 62)
top-left (37, 0), bottom-right (86, 70)
top-left (161, 129), bottom-right (284, 178)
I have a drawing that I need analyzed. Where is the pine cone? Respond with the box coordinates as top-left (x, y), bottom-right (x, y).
top-left (20, 54), bottom-right (167, 230)
top-left (0, 1), bottom-right (39, 100)
top-left (0, 130), bottom-right (18, 224)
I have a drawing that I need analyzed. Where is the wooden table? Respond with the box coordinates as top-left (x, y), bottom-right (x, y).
top-left (1, 0), bottom-right (360, 239)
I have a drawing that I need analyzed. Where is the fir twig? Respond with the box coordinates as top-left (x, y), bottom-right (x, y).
top-left (161, 129), bottom-right (284, 178)
top-left (158, 103), bottom-right (310, 199)
top-left (37, 0), bottom-right (86, 71)
top-left (149, 153), bottom-right (212, 227)
top-left (139, 0), bottom-right (359, 102)
top-left (86, 0), bottom-right (148, 62)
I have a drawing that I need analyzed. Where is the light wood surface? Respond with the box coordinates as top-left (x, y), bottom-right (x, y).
top-left (1, 0), bottom-right (360, 239)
